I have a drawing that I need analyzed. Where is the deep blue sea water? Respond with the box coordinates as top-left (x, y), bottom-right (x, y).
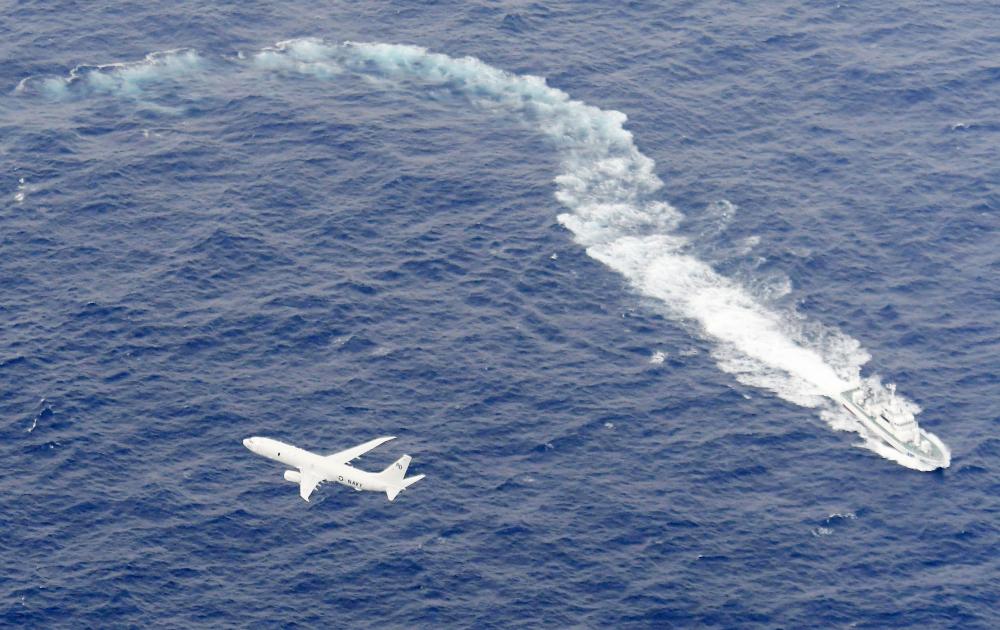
top-left (2, 2), bottom-right (998, 627)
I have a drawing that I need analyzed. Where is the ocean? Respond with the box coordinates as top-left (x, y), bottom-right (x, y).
top-left (2, 1), bottom-right (998, 627)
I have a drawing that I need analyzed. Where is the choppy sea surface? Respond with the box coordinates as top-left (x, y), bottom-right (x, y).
top-left (2, 2), bottom-right (998, 627)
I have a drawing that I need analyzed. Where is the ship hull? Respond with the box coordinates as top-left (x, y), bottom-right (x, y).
top-left (837, 390), bottom-right (949, 471)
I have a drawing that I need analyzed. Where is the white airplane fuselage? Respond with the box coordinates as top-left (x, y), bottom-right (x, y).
top-left (243, 437), bottom-right (393, 495)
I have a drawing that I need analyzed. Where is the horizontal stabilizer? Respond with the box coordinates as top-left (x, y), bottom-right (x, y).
top-left (386, 474), bottom-right (425, 502)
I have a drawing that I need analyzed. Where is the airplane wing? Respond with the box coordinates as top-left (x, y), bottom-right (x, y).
top-left (299, 469), bottom-right (323, 502)
top-left (325, 436), bottom-right (396, 466)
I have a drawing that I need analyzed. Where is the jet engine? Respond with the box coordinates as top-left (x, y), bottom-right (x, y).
top-left (283, 470), bottom-right (301, 483)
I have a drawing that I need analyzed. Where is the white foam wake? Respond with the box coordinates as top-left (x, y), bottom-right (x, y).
top-left (16, 39), bottom-right (949, 469)
top-left (254, 40), bottom-right (862, 407)
top-left (16, 49), bottom-right (202, 98)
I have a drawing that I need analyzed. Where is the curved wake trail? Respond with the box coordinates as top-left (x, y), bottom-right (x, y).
top-left (15, 39), bottom-right (949, 469)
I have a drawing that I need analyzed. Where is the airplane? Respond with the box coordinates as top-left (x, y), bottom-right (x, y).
top-left (242, 435), bottom-right (425, 502)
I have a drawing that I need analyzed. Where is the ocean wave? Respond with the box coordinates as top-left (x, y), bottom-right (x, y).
top-left (15, 38), bottom-right (948, 469)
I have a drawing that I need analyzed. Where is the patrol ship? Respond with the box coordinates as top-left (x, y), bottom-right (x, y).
top-left (838, 383), bottom-right (949, 470)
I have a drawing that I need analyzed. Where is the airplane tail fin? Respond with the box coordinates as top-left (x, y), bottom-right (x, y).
top-left (381, 454), bottom-right (411, 483)
top-left (380, 455), bottom-right (424, 501)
